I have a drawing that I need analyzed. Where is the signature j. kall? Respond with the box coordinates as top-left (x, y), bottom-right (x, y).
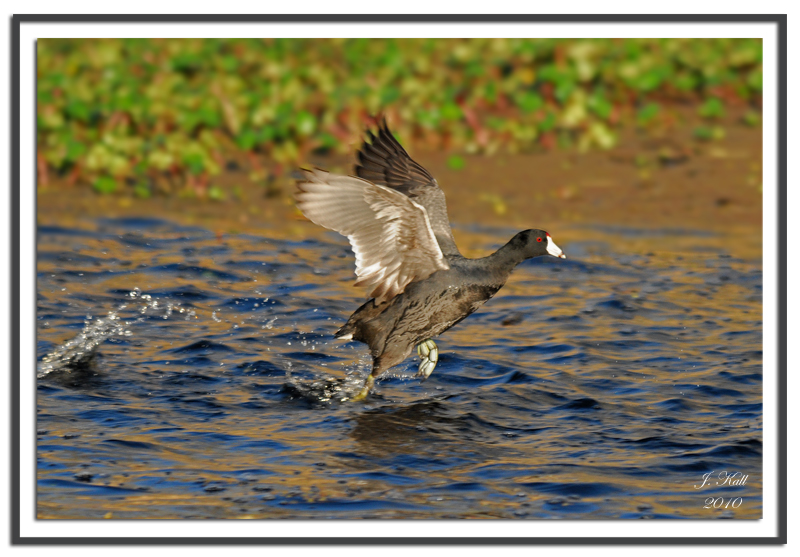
top-left (694, 471), bottom-right (749, 490)
top-left (694, 471), bottom-right (750, 511)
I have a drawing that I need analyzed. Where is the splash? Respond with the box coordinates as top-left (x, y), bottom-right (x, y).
top-left (37, 288), bottom-right (192, 377)
top-left (283, 349), bottom-right (376, 403)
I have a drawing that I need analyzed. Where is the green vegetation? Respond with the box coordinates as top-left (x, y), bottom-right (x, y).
top-left (447, 155), bottom-right (466, 171)
top-left (37, 38), bottom-right (762, 197)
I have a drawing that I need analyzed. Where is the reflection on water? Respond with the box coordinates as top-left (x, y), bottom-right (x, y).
top-left (37, 218), bottom-right (762, 519)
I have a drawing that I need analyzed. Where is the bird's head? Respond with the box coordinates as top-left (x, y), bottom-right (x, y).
top-left (512, 229), bottom-right (566, 260)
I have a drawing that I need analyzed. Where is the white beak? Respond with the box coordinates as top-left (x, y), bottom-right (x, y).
top-left (546, 236), bottom-right (566, 259)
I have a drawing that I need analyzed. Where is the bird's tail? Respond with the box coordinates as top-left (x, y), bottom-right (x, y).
top-left (334, 321), bottom-right (356, 341)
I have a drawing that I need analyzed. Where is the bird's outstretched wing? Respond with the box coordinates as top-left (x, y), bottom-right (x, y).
top-left (295, 168), bottom-right (449, 304)
top-left (356, 120), bottom-right (460, 256)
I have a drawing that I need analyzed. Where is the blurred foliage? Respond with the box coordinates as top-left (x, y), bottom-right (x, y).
top-left (447, 155), bottom-right (466, 171)
top-left (37, 38), bottom-right (762, 196)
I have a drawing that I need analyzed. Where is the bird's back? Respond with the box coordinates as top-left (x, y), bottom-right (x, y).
top-left (337, 260), bottom-right (505, 359)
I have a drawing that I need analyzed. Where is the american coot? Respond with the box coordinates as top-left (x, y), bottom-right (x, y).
top-left (295, 121), bottom-right (566, 401)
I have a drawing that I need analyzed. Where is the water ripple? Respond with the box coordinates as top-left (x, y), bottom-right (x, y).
top-left (36, 220), bottom-right (763, 519)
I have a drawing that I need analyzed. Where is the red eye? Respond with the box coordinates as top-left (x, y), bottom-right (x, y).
top-left (537, 237), bottom-right (543, 242)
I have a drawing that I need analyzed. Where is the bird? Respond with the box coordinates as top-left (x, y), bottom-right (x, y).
top-left (294, 120), bottom-right (566, 401)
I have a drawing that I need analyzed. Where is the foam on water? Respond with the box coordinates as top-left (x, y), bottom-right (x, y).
top-left (37, 288), bottom-right (192, 378)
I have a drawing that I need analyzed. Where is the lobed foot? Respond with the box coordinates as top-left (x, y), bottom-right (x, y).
top-left (348, 374), bottom-right (375, 402)
top-left (416, 339), bottom-right (439, 381)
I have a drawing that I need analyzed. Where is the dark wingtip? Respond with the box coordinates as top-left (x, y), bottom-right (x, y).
top-left (295, 167), bottom-right (312, 184)
top-left (379, 117), bottom-right (394, 139)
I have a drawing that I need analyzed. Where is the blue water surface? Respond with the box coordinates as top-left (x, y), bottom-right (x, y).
top-left (36, 219), bottom-right (763, 519)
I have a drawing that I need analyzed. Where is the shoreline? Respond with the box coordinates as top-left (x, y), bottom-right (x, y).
top-left (37, 113), bottom-right (763, 260)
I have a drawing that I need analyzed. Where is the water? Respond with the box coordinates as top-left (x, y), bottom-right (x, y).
top-left (36, 218), bottom-right (762, 519)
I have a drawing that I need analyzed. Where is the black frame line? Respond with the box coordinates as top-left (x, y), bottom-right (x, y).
top-left (11, 13), bottom-right (787, 545)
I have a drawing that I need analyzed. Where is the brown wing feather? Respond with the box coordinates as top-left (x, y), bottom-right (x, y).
top-left (294, 168), bottom-right (449, 305)
top-left (354, 120), bottom-right (461, 256)
top-left (355, 119), bottom-right (438, 196)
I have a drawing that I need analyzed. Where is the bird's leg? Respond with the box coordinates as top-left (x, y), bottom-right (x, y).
top-left (416, 339), bottom-right (439, 381)
top-left (348, 374), bottom-right (375, 402)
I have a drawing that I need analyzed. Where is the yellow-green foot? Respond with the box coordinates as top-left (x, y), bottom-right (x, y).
top-left (416, 339), bottom-right (439, 381)
top-left (348, 374), bottom-right (375, 402)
